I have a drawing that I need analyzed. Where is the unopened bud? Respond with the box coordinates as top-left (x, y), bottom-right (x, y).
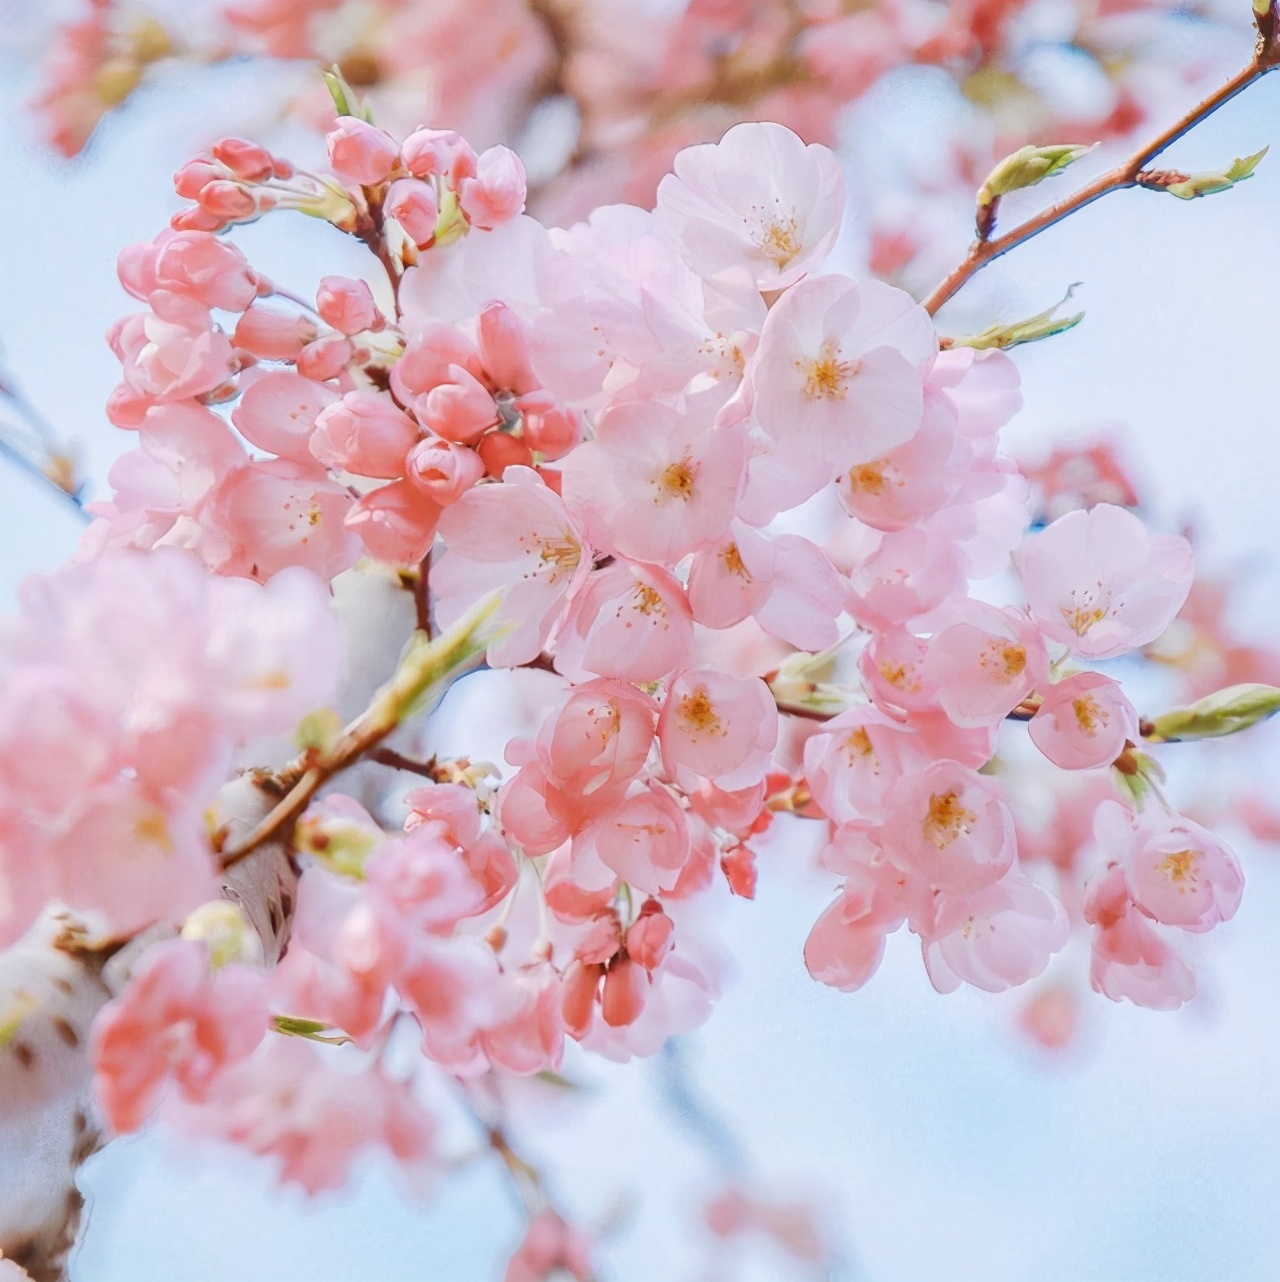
top-left (1138, 148), bottom-right (1267, 200)
top-left (1149, 682), bottom-right (1280, 742)
top-left (976, 143), bottom-right (1097, 238)
top-left (948, 283), bottom-right (1083, 352)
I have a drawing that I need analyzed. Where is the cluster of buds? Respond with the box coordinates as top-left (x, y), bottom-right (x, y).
top-left (173, 138), bottom-right (358, 233)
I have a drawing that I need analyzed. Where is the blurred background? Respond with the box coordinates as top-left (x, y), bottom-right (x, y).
top-left (2, 1), bottom-right (1279, 1278)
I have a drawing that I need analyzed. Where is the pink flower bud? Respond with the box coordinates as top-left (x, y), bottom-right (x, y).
top-left (232, 305), bottom-right (317, 360)
top-left (419, 367), bottom-right (499, 443)
top-left (477, 431), bottom-right (533, 478)
top-left (392, 325), bottom-right (484, 397)
top-left (560, 960), bottom-right (603, 1039)
top-left (117, 241), bottom-right (160, 301)
top-left (311, 391), bottom-right (419, 479)
top-left (197, 180), bottom-right (258, 222)
top-left (476, 301), bottom-right (538, 393)
top-left (721, 844), bottom-right (757, 899)
top-left (296, 334), bottom-right (352, 381)
top-left (405, 436), bottom-right (485, 503)
top-left (625, 904), bottom-right (675, 971)
top-left (325, 118), bottom-right (400, 187)
top-left (458, 145), bottom-right (527, 230)
top-left (522, 404), bottom-right (581, 459)
top-left (344, 478), bottom-right (442, 565)
top-left (155, 232), bottom-right (258, 312)
top-left (601, 955), bottom-right (648, 1027)
top-left (315, 275), bottom-right (381, 335)
top-left (400, 127), bottom-right (477, 182)
top-left (170, 207), bottom-right (225, 233)
top-left (173, 158), bottom-right (220, 200)
top-left (385, 177), bottom-right (440, 248)
top-left (211, 137), bottom-right (275, 182)
top-left (574, 914), bottom-right (623, 966)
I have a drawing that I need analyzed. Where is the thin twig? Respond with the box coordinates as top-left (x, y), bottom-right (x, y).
top-left (922, 40), bottom-right (1279, 315)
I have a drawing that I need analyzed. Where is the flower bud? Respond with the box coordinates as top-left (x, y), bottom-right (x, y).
top-left (211, 137), bottom-right (276, 182)
top-left (1137, 147), bottom-right (1268, 200)
top-left (325, 117), bottom-right (400, 187)
top-left (405, 435), bottom-right (485, 503)
top-left (1149, 682), bottom-right (1280, 742)
top-left (560, 960), bottom-right (604, 1038)
top-left (625, 904), bottom-right (675, 970)
top-left (173, 158), bottom-right (221, 200)
top-left (311, 391), bottom-right (419, 478)
top-left (721, 844), bottom-right (758, 898)
top-left (458, 145), bottom-right (527, 230)
top-left (233, 305), bottom-right (317, 359)
top-left (296, 334), bottom-right (353, 381)
top-left (197, 180), bottom-right (259, 222)
top-left (477, 431), bottom-right (533, 478)
top-left (316, 275), bottom-right (382, 334)
top-left (385, 177), bottom-right (440, 248)
top-left (420, 368), bottom-right (499, 443)
top-left (948, 284), bottom-right (1083, 352)
top-left (601, 955), bottom-right (648, 1027)
top-left (401, 127), bottom-right (477, 183)
top-left (975, 143), bottom-right (1097, 238)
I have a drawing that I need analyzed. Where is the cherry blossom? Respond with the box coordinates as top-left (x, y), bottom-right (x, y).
top-left (1029, 672), bottom-right (1139, 770)
top-left (1016, 504), bottom-right (1195, 658)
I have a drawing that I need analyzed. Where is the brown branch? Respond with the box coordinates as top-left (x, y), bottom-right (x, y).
top-left (921, 39), bottom-right (1280, 316)
top-left (219, 602), bottom-right (495, 870)
top-left (370, 747), bottom-right (440, 778)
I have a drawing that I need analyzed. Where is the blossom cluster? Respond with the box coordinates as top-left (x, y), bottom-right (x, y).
top-left (27, 111), bottom-right (1250, 1241)
top-left (31, 0), bottom-right (1253, 281)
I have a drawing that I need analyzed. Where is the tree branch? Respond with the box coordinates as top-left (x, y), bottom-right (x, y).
top-left (921, 40), bottom-right (1280, 316)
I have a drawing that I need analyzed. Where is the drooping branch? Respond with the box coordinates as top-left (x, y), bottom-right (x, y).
top-left (921, 27), bottom-right (1280, 316)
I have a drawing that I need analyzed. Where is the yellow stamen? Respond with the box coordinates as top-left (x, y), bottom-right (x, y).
top-left (797, 338), bottom-right (860, 401)
top-left (923, 790), bottom-right (977, 849)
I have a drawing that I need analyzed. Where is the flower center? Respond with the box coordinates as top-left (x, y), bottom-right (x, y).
top-left (842, 727), bottom-right (875, 763)
top-left (1072, 694), bottom-right (1107, 736)
top-left (923, 790), bottom-right (977, 849)
top-left (657, 452), bottom-right (699, 501)
top-left (538, 534), bottom-right (582, 581)
top-left (720, 542), bottom-right (751, 580)
top-left (632, 584), bottom-right (667, 617)
top-left (878, 661), bottom-right (920, 693)
top-left (798, 338), bottom-right (859, 401)
top-left (754, 212), bottom-right (802, 267)
top-left (678, 687), bottom-right (725, 737)
top-left (849, 461), bottom-right (889, 494)
top-left (1060, 585), bottom-right (1113, 637)
top-left (980, 641), bottom-right (1027, 681)
top-left (1159, 849), bottom-right (1199, 891)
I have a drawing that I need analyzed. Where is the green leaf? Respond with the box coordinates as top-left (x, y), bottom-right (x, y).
top-left (947, 283), bottom-right (1084, 352)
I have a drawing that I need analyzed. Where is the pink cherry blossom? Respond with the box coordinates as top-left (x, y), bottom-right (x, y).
top-left (1084, 864), bottom-right (1197, 1011)
top-left (922, 601), bottom-right (1049, 728)
top-left (553, 560), bottom-right (695, 685)
top-left (537, 678), bottom-right (658, 801)
top-left (843, 527), bottom-right (966, 631)
top-left (655, 122), bottom-right (844, 289)
top-left (584, 782), bottom-right (691, 895)
top-left (386, 177), bottom-right (442, 247)
top-left (882, 760), bottom-right (1015, 894)
top-left (431, 465), bottom-right (593, 666)
top-left (178, 1038), bottom-right (436, 1194)
top-left (504, 1210), bottom-right (594, 1282)
top-left (922, 875), bottom-right (1069, 994)
top-left (1015, 503), bottom-right (1194, 658)
top-left (659, 668), bottom-right (778, 791)
top-left (748, 273), bottom-right (936, 476)
top-left (91, 938), bottom-right (269, 1133)
top-left (1028, 671), bottom-right (1138, 769)
top-left (1095, 800), bottom-right (1244, 933)
top-left (405, 436), bottom-right (486, 504)
top-left (561, 400), bottom-right (746, 564)
top-left (231, 369), bottom-right (338, 465)
top-left (345, 479), bottom-right (442, 566)
top-left (803, 706), bottom-right (925, 826)
top-left (686, 522), bottom-right (843, 650)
